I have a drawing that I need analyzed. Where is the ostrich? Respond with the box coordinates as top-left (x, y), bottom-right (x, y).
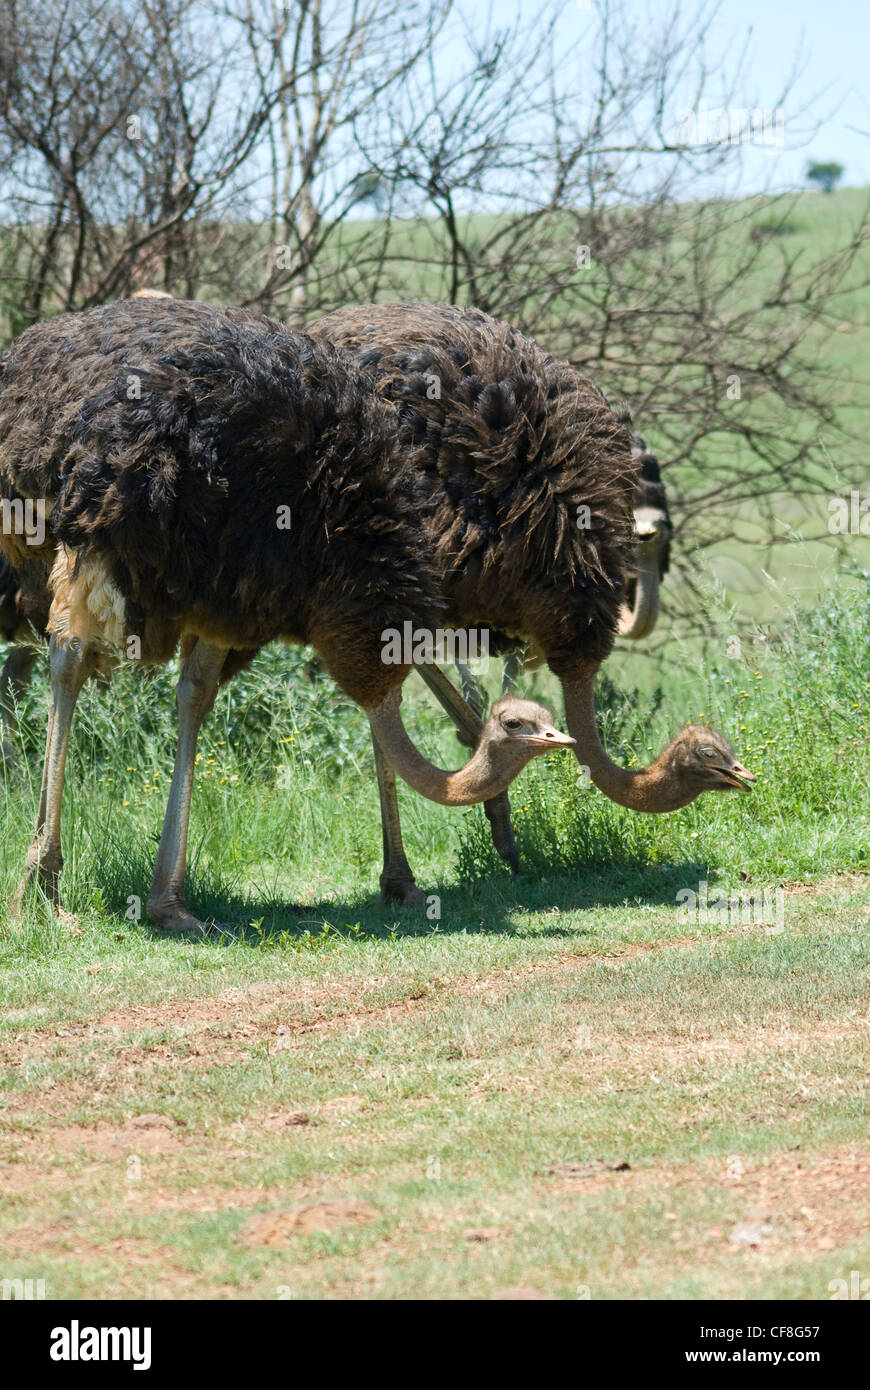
top-left (0, 423), bottom-right (672, 887)
top-left (445, 431), bottom-right (673, 886)
top-left (0, 297), bottom-right (574, 932)
top-left (0, 553), bottom-right (49, 763)
top-left (312, 301), bottom-right (754, 903)
top-left (445, 430), bottom-right (672, 883)
top-left (1, 288), bottom-right (668, 881)
top-left (617, 435), bottom-right (671, 641)
top-left (0, 289), bottom-right (175, 763)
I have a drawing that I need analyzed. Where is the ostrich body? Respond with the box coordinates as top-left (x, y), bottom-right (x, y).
top-left (0, 287), bottom-right (201, 761)
top-left (0, 298), bottom-right (573, 931)
top-left (313, 302), bottom-right (753, 899)
top-left (0, 553), bottom-right (48, 762)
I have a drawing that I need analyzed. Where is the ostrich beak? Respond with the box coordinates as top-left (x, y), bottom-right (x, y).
top-left (518, 726), bottom-right (577, 750)
top-left (718, 761), bottom-right (756, 792)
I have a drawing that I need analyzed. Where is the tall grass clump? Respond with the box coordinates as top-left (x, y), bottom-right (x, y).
top-left (457, 569), bottom-right (870, 888)
top-left (0, 642), bottom-right (454, 926)
top-left (2, 569), bottom-right (868, 931)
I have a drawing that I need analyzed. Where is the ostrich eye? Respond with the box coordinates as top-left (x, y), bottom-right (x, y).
top-left (698, 745), bottom-right (717, 759)
top-left (503, 718), bottom-right (523, 731)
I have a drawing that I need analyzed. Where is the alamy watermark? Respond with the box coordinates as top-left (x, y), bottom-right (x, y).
top-left (0, 497), bottom-right (46, 546)
top-left (828, 1270), bottom-right (869, 1299)
top-left (677, 880), bottom-right (785, 934)
top-left (1, 1275), bottom-right (46, 1300)
top-left (50, 1322), bottom-right (152, 1370)
top-left (676, 103), bottom-right (785, 151)
top-left (828, 491), bottom-right (870, 535)
top-left (381, 622), bottom-right (490, 675)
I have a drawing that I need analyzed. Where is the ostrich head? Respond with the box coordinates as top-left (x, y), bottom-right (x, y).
top-left (368, 692), bottom-right (574, 807)
top-left (486, 695), bottom-right (576, 757)
top-left (617, 435), bottom-right (672, 641)
top-left (560, 660), bottom-right (757, 813)
top-left (659, 725), bottom-right (756, 795)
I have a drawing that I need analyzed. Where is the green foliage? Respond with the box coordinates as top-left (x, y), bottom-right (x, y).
top-left (12, 642), bottom-right (373, 786)
top-left (458, 570), bottom-right (870, 889)
top-left (749, 215), bottom-right (802, 241)
top-left (806, 161), bottom-right (845, 193)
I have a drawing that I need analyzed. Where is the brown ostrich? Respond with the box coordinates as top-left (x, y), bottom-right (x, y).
top-left (0, 289), bottom-right (175, 763)
top-left (443, 429), bottom-right (673, 885)
top-left (0, 297), bottom-right (574, 932)
top-left (312, 301), bottom-right (754, 903)
top-left (616, 435), bottom-right (672, 640)
top-left (0, 288), bottom-right (668, 885)
top-left (0, 554), bottom-right (49, 763)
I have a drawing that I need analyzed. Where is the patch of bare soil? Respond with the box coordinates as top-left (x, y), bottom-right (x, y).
top-left (242, 1198), bottom-right (380, 1245)
top-left (40, 1115), bottom-right (186, 1158)
top-left (0, 1114), bottom-right (186, 1172)
top-left (320, 1094), bottom-right (367, 1114)
top-left (544, 1146), bottom-right (870, 1255)
top-left (782, 872), bottom-right (869, 897)
top-left (0, 934), bottom-right (706, 1080)
top-left (0, 1218), bottom-right (181, 1271)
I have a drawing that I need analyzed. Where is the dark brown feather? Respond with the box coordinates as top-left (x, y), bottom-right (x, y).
top-left (0, 298), bottom-right (441, 704)
top-left (313, 302), bottom-right (638, 675)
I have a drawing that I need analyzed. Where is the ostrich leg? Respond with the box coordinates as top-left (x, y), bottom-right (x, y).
top-left (456, 660), bottom-right (487, 719)
top-left (0, 644), bottom-right (38, 764)
top-left (146, 638), bottom-right (227, 932)
top-left (11, 634), bottom-right (96, 919)
top-left (501, 647), bottom-right (523, 694)
top-left (370, 664), bottom-right (520, 904)
top-left (417, 664), bottom-right (520, 873)
top-left (370, 729), bottom-right (425, 905)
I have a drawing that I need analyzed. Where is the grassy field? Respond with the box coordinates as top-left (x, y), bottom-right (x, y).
top-left (1, 568), bottom-right (868, 1299)
top-left (1, 881), bottom-right (867, 1299)
top-left (1, 190), bottom-right (869, 1301)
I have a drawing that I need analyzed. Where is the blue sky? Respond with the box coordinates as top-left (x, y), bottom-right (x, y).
top-left (584, 0), bottom-right (869, 192)
top-left (427, 0), bottom-right (868, 205)
top-left (694, 0), bottom-right (868, 189)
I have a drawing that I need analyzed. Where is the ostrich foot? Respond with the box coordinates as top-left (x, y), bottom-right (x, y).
top-left (10, 847), bottom-right (63, 921)
top-left (146, 894), bottom-right (234, 936)
top-left (379, 877), bottom-right (426, 907)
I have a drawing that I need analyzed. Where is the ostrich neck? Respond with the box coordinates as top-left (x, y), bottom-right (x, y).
top-left (562, 667), bottom-right (696, 813)
top-left (617, 546), bottom-right (661, 641)
top-left (367, 690), bottom-right (519, 806)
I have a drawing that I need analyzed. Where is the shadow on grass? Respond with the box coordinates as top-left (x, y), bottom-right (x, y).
top-left (81, 825), bottom-right (711, 946)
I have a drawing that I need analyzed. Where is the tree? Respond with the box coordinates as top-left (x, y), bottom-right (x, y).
top-left (0, 0), bottom-right (284, 321)
top-left (806, 161), bottom-right (845, 193)
top-left (0, 0), bottom-right (867, 648)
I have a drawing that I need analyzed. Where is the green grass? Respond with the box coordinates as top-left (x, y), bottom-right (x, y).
top-left (1, 188), bottom-right (869, 1299)
top-left (2, 565), bottom-right (868, 937)
top-left (1, 886), bottom-right (867, 1299)
top-left (1, 570), bottom-right (868, 1299)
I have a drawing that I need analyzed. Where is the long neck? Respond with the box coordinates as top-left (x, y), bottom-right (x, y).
top-left (562, 664), bottom-right (696, 813)
top-left (616, 545), bottom-right (661, 640)
top-left (367, 690), bottom-right (519, 806)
